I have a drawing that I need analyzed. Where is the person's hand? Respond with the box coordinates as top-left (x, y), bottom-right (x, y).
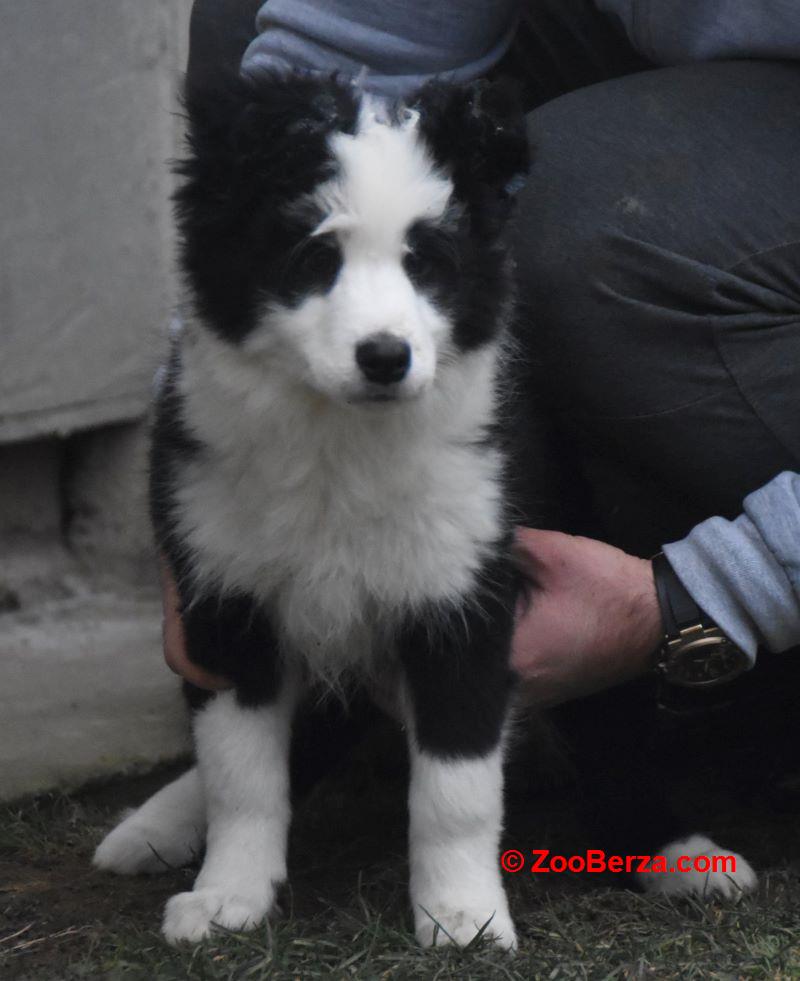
top-left (161, 561), bottom-right (232, 691)
top-left (160, 531), bottom-right (663, 701)
top-left (511, 528), bottom-right (663, 707)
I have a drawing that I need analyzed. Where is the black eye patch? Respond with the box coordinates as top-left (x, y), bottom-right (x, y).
top-left (403, 220), bottom-right (461, 293)
top-left (280, 231), bottom-right (343, 302)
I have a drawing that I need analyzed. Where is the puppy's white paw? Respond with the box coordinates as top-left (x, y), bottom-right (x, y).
top-left (94, 818), bottom-right (200, 875)
top-left (162, 889), bottom-right (271, 945)
top-left (93, 823), bottom-right (172, 875)
top-left (638, 834), bottom-right (757, 900)
top-left (415, 898), bottom-right (517, 951)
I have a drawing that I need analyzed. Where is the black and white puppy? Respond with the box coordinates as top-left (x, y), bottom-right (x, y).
top-left (94, 73), bottom-right (529, 949)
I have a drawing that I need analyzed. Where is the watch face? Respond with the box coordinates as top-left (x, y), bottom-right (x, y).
top-left (664, 637), bottom-right (749, 688)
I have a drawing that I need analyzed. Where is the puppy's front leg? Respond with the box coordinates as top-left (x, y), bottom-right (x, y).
top-left (400, 569), bottom-right (518, 951)
top-left (161, 593), bottom-right (299, 945)
top-left (163, 684), bottom-right (298, 944)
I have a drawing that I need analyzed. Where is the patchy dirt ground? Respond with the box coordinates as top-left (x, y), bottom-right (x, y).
top-left (2, 707), bottom-right (800, 980)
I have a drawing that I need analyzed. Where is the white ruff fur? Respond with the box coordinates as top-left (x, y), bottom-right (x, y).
top-left (176, 329), bottom-right (504, 684)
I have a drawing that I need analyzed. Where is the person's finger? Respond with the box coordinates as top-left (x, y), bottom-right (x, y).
top-left (162, 608), bottom-right (232, 689)
top-left (160, 560), bottom-right (233, 691)
top-left (173, 658), bottom-right (233, 691)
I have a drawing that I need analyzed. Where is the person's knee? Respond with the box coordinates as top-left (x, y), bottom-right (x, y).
top-left (511, 82), bottom-right (637, 323)
top-left (510, 62), bottom-right (800, 421)
top-left (514, 60), bottom-right (800, 315)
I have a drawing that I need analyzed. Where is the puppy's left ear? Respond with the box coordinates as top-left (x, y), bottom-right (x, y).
top-left (416, 79), bottom-right (530, 215)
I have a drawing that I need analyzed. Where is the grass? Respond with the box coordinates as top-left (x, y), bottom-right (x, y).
top-left (2, 729), bottom-right (800, 980)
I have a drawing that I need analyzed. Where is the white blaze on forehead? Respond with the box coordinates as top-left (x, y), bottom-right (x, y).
top-left (313, 103), bottom-right (453, 250)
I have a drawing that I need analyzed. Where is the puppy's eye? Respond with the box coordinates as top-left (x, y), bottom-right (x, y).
top-left (403, 221), bottom-right (460, 289)
top-left (282, 232), bottom-right (343, 299)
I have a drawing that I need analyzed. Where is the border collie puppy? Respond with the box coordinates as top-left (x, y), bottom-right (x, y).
top-left (94, 73), bottom-right (529, 949)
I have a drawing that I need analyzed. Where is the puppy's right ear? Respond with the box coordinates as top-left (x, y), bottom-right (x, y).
top-left (174, 74), bottom-right (358, 340)
top-left (177, 73), bottom-right (358, 205)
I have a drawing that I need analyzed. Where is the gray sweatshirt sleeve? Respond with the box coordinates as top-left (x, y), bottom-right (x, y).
top-left (241, 0), bottom-right (521, 97)
top-left (596, 0), bottom-right (800, 65)
top-left (663, 472), bottom-right (800, 664)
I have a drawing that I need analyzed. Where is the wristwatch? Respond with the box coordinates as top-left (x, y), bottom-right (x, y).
top-left (651, 552), bottom-right (749, 688)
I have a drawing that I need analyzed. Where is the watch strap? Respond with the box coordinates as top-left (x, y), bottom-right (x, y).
top-left (651, 552), bottom-right (750, 692)
top-left (652, 551), bottom-right (706, 637)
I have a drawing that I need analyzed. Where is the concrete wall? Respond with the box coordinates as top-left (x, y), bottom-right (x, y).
top-left (0, 422), bottom-right (192, 802)
top-left (0, 0), bottom-right (190, 441)
top-left (0, 2), bottom-right (196, 800)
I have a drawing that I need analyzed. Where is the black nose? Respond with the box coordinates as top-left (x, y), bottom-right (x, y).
top-left (355, 332), bottom-right (411, 385)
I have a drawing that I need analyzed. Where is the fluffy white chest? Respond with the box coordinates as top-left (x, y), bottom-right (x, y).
top-left (173, 328), bottom-right (505, 677)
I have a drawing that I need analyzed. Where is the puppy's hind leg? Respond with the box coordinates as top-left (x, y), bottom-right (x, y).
top-left (94, 767), bottom-right (206, 875)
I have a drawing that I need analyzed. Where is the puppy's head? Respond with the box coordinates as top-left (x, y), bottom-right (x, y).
top-left (177, 74), bottom-right (528, 404)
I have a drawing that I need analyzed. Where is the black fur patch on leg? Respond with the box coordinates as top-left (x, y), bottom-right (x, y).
top-left (182, 593), bottom-right (283, 708)
top-left (399, 556), bottom-right (518, 758)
